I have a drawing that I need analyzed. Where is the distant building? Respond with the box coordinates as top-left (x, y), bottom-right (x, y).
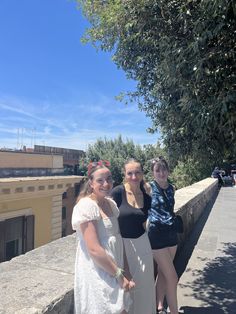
top-left (0, 149), bottom-right (64, 178)
top-left (0, 175), bottom-right (82, 263)
top-left (0, 147), bottom-right (85, 262)
top-left (61, 182), bottom-right (83, 236)
top-left (34, 145), bottom-right (85, 175)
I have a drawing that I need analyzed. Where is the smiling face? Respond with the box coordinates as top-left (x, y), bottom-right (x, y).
top-left (153, 163), bottom-right (169, 185)
top-left (89, 167), bottom-right (113, 199)
top-left (124, 161), bottom-right (143, 187)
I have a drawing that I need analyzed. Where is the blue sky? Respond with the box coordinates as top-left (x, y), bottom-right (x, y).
top-left (0, 0), bottom-right (158, 151)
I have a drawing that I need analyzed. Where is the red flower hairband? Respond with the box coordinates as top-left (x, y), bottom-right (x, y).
top-left (87, 160), bottom-right (111, 177)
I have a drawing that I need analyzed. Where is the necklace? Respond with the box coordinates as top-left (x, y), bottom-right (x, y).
top-left (125, 187), bottom-right (143, 208)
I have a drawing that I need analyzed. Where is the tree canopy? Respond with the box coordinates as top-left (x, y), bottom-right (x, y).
top-left (77, 0), bottom-right (236, 167)
top-left (78, 135), bottom-right (165, 185)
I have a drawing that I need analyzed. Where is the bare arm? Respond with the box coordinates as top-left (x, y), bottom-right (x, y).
top-left (143, 182), bottom-right (152, 230)
top-left (144, 182), bottom-right (152, 196)
top-left (123, 242), bottom-right (132, 280)
top-left (81, 220), bottom-right (118, 275)
top-left (80, 220), bottom-right (132, 289)
top-left (123, 240), bottom-right (135, 289)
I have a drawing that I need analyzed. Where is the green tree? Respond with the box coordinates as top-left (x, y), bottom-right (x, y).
top-left (81, 135), bottom-right (165, 185)
top-left (76, 0), bottom-right (236, 170)
top-left (85, 135), bottom-right (143, 185)
top-left (170, 157), bottom-right (213, 189)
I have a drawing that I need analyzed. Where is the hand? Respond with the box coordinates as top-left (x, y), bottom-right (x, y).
top-left (124, 269), bottom-right (133, 281)
top-left (117, 275), bottom-right (130, 291)
top-left (128, 278), bottom-right (135, 290)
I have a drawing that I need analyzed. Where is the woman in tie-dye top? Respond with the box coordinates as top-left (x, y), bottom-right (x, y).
top-left (147, 157), bottom-right (180, 314)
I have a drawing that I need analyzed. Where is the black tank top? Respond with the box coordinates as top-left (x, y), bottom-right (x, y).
top-left (111, 185), bottom-right (151, 238)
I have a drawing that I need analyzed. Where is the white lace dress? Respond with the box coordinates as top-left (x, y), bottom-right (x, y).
top-left (72, 197), bottom-right (132, 314)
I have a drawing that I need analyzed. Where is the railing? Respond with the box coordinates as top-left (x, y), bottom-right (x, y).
top-left (0, 178), bottom-right (218, 314)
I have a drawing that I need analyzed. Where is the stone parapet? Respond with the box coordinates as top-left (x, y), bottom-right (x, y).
top-left (0, 178), bottom-right (218, 313)
top-left (174, 177), bottom-right (218, 248)
top-left (0, 235), bottom-right (76, 314)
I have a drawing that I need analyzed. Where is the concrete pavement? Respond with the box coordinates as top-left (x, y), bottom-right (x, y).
top-left (175, 186), bottom-right (236, 314)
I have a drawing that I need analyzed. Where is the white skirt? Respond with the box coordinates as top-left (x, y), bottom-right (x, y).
top-left (123, 232), bottom-right (156, 314)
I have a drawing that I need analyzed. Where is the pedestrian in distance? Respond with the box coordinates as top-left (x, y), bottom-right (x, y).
top-left (211, 166), bottom-right (224, 187)
top-left (111, 158), bottom-right (156, 314)
top-left (72, 160), bottom-right (135, 314)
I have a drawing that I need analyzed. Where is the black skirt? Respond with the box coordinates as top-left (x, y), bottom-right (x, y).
top-left (148, 222), bottom-right (178, 250)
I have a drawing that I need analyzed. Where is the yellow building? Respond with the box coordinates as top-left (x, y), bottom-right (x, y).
top-left (0, 149), bottom-right (83, 263)
top-left (0, 175), bottom-right (82, 263)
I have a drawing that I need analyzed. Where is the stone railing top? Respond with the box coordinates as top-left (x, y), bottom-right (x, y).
top-left (174, 177), bottom-right (217, 212)
top-left (0, 175), bottom-right (82, 184)
top-left (0, 235), bottom-right (76, 314)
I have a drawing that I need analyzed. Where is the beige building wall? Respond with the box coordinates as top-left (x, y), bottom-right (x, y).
top-left (0, 176), bottom-right (83, 252)
top-left (0, 151), bottom-right (63, 169)
top-left (0, 196), bottom-right (52, 248)
top-left (52, 155), bottom-right (63, 169)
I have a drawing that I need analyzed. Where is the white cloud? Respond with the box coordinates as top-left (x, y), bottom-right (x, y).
top-left (0, 93), bottom-right (159, 151)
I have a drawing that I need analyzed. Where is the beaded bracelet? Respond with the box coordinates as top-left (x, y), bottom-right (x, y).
top-left (114, 267), bottom-right (124, 279)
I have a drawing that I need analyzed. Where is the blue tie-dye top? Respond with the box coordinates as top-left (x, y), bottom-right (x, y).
top-left (148, 181), bottom-right (175, 225)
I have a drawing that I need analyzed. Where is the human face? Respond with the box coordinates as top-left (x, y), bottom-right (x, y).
top-left (153, 164), bottom-right (169, 185)
top-left (124, 162), bottom-right (143, 187)
top-left (90, 168), bottom-right (113, 199)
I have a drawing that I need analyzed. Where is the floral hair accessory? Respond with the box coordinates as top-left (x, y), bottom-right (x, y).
top-left (87, 160), bottom-right (111, 177)
top-left (151, 156), bottom-right (165, 164)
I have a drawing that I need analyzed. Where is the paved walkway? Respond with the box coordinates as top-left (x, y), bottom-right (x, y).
top-left (175, 186), bottom-right (236, 314)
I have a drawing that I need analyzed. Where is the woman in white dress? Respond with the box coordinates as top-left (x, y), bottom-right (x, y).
top-left (72, 161), bottom-right (135, 314)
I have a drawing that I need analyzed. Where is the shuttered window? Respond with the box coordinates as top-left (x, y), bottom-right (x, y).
top-left (0, 221), bottom-right (5, 262)
top-left (0, 215), bottom-right (34, 263)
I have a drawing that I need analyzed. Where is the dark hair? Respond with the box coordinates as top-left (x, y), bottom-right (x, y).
top-left (151, 156), bottom-right (169, 172)
top-left (77, 161), bottom-right (110, 202)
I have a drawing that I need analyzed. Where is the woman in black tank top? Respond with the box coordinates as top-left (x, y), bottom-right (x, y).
top-left (111, 158), bottom-right (156, 314)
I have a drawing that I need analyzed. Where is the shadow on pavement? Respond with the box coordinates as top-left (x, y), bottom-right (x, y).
top-left (180, 242), bottom-right (236, 314)
top-left (174, 188), bottom-right (236, 314)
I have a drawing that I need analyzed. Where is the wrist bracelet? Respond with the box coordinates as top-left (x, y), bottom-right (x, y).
top-left (114, 267), bottom-right (124, 279)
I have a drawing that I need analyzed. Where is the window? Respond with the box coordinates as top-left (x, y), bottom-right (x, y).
top-left (62, 206), bottom-right (67, 220)
top-left (6, 239), bottom-right (19, 261)
top-left (0, 215), bottom-right (34, 263)
top-left (61, 207), bottom-right (67, 237)
top-left (74, 183), bottom-right (81, 197)
top-left (62, 192), bottom-right (67, 199)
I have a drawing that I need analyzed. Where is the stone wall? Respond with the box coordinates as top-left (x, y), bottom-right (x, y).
top-left (0, 235), bottom-right (76, 314)
top-left (174, 178), bottom-right (218, 248)
top-left (0, 178), bottom-right (218, 314)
